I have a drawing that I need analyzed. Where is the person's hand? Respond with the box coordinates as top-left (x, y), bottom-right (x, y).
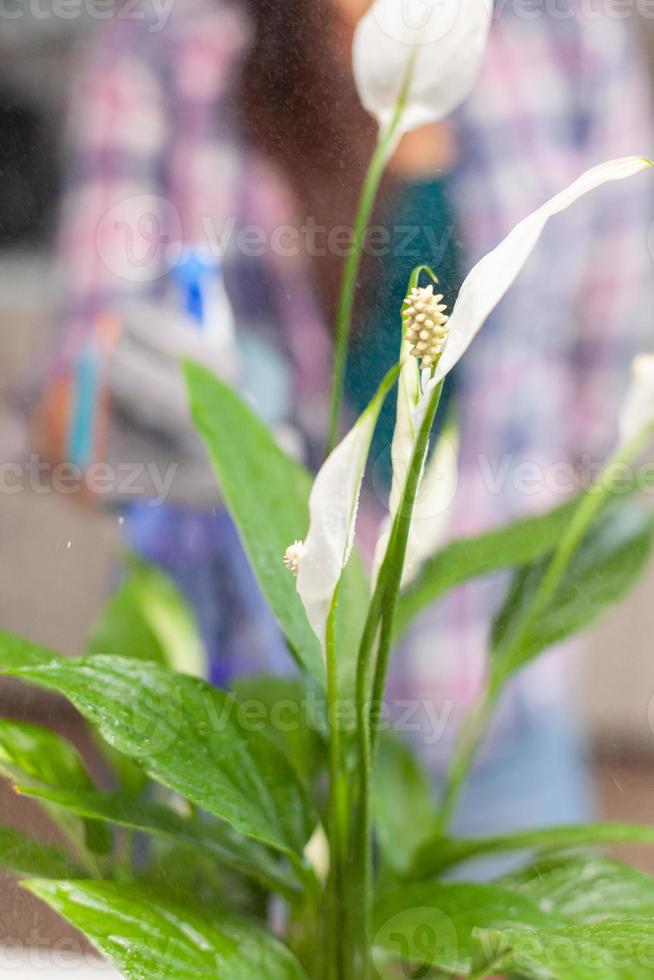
top-left (390, 121), bottom-right (458, 178)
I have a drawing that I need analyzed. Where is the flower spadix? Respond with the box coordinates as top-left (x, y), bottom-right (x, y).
top-left (619, 354), bottom-right (654, 448)
top-left (291, 366), bottom-right (399, 649)
top-left (417, 157), bottom-right (654, 421)
top-left (403, 285), bottom-right (449, 370)
top-left (353, 0), bottom-right (492, 134)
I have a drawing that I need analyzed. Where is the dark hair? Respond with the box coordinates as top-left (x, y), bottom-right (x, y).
top-left (237, 0), bottom-right (378, 316)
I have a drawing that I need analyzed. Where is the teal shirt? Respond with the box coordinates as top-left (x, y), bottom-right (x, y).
top-left (344, 176), bottom-right (461, 490)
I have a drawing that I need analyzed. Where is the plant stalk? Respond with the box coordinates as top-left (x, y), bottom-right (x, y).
top-left (325, 589), bottom-right (351, 979)
top-left (352, 380), bottom-right (444, 978)
top-left (326, 121), bottom-right (401, 454)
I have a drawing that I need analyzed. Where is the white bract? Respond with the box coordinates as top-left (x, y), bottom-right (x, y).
top-left (374, 421), bottom-right (458, 589)
top-left (294, 374), bottom-right (394, 649)
top-left (619, 354), bottom-right (654, 447)
top-left (417, 157), bottom-right (654, 421)
top-left (353, 0), bottom-right (492, 133)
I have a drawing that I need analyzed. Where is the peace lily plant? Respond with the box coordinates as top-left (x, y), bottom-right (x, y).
top-left (2, 4), bottom-right (654, 979)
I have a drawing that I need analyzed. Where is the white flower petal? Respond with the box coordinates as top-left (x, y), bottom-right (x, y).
top-left (353, 0), bottom-right (492, 133)
top-left (372, 347), bottom-right (420, 585)
top-left (297, 372), bottom-right (396, 648)
top-left (417, 157), bottom-right (653, 419)
top-left (401, 425), bottom-right (459, 587)
top-left (619, 354), bottom-right (654, 447)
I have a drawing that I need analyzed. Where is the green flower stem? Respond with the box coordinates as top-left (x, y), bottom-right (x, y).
top-left (437, 424), bottom-right (654, 831)
top-left (326, 589), bottom-right (351, 979)
top-left (369, 382), bottom-right (445, 750)
top-left (352, 380), bottom-right (444, 979)
top-left (326, 121), bottom-right (402, 454)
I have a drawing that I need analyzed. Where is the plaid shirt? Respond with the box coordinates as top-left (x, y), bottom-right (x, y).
top-left (55, 1), bottom-right (654, 756)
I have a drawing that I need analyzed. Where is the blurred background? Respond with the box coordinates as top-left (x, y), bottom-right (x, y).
top-left (2, 0), bottom-right (654, 959)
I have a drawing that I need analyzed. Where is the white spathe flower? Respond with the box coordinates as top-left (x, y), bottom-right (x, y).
top-left (353, 0), bottom-right (493, 133)
top-left (417, 157), bottom-right (654, 421)
top-left (294, 370), bottom-right (396, 648)
top-left (372, 306), bottom-right (457, 588)
top-left (618, 355), bottom-right (654, 447)
top-left (401, 425), bottom-right (459, 586)
top-left (374, 423), bottom-right (458, 589)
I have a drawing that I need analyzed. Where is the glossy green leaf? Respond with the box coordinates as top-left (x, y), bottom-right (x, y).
top-left (373, 881), bottom-right (561, 976)
top-left (0, 718), bottom-right (92, 792)
top-left (0, 654), bottom-right (315, 860)
top-left (474, 918), bottom-right (654, 980)
top-left (501, 856), bottom-right (654, 922)
top-left (408, 823), bottom-right (654, 879)
top-left (24, 880), bottom-right (310, 979)
top-left (0, 825), bottom-right (85, 879)
top-left (491, 505), bottom-right (654, 683)
top-left (20, 785), bottom-right (297, 899)
top-left (231, 675), bottom-right (326, 784)
top-left (374, 733), bottom-right (437, 874)
top-left (0, 718), bottom-right (110, 860)
top-left (88, 556), bottom-right (206, 677)
top-left (185, 362), bottom-right (323, 687)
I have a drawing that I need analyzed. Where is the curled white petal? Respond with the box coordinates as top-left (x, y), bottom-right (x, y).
top-left (619, 354), bottom-right (654, 447)
top-left (373, 425), bottom-right (458, 589)
top-left (297, 374), bottom-right (395, 649)
top-left (353, 0), bottom-right (492, 133)
top-left (401, 425), bottom-right (459, 587)
top-left (416, 156), bottom-right (654, 423)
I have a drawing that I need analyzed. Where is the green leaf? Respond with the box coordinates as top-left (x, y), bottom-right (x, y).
top-left (231, 675), bottom-right (326, 785)
top-left (20, 785), bottom-right (298, 899)
top-left (374, 733), bottom-right (437, 875)
top-left (24, 880), bottom-right (310, 979)
top-left (88, 556), bottom-right (206, 677)
top-left (501, 856), bottom-right (654, 922)
top-left (474, 919), bottom-right (654, 980)
top-left (185, 362), bottom-right (323, 687)
top-left (0, 654), bottom-right (315, 861)
top-left (0, 628), bottom-right (61, 669)
top-left (0, 825), bottom-right (85, 879)
top-left (373, 881), bottom-right (561, 976)
top-left (408, 823), bottom-right (654, 879)
top-left (395, 469), bottom-right (654, 642)
top-left (0, 718), bottom-right (109, 860)
top-left (0, 718), bottom-right (92, 792)
top-left (491, 505), bottom-right (654, 683)
top-left (395, 496), bottom-right (582, 639)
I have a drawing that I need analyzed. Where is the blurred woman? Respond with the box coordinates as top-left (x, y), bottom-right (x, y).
top-left (47, 0), bottom-right (652, 839)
